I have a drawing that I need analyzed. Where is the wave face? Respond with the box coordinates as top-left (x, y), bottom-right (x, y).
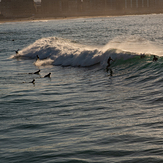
top-left (12, 36), bottom-right (163, 71)
top-left (12, 36), bottom-right (151, 68)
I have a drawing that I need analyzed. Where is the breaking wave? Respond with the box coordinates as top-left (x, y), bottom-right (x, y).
top-left (11, 37), bottom-right (161, 68)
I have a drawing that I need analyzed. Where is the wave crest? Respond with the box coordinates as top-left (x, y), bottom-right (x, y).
top-left (11, 37), bottom-right (156, 67)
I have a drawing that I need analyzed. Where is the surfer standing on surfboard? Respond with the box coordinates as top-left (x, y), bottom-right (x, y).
top-left (106, 57), bottom-right (114, 69)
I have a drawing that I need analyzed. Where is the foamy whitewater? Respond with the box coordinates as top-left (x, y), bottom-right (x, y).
top-left (1, 14), bottom-right (163, 163)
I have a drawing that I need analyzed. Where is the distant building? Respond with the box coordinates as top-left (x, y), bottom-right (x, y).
top-left (1, 0), bottom-right (36, 18)
top-left (41, 0), bottom-right (163, 17)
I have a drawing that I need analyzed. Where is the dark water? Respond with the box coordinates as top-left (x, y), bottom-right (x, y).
top-left (1, 14), bottom-right (163, 163)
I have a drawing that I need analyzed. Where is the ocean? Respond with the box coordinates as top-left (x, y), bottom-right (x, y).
top-left (1, 14), bottom-right (163, 163)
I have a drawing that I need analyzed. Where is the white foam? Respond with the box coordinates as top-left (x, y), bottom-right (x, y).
top-left (34, 58), bottom-right (54, 67)
top-left (11, 36), bottom-right (162, 67)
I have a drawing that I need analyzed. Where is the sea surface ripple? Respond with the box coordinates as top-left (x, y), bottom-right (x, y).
top-left (1, 14), bottom-right (163, 163)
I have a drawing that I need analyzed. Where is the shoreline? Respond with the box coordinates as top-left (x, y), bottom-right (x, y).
top-left (0, 15), bottom-right (112, 23)
top-left (0, 16), bottom-right (70, 23)
top-left (0, 13), bottom-right (162, 24)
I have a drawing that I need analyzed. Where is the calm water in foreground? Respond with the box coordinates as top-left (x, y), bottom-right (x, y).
top-left (1, 14), bottom-right (163, 163)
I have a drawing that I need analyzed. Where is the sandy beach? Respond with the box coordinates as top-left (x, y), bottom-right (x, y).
top-left (0, 14), bottom-right (130, 24)
top-left (0, 16), bottom-right (73, 23)
top-left (0, 15), bottom-right (109, 24)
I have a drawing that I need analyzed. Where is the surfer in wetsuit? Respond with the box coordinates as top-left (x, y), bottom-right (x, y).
top-left (29, 79), bottom-right (35, 84)
top-left (34, 70), bottom-right (40, 74)
top-left (153, 55), bottom-right (158, 61)
top-left (106, 57), bottom-right (114, 74)
top-left (36, 55), bottom-right (40, 61)
top-left (140, 53), bottom-right (146, 59)
top-left (44, 73), bottom-right (51, 78)
top-left (106, 57), bottom-right (113, 69)
top-left (15, 49), bottom-right (19, 54)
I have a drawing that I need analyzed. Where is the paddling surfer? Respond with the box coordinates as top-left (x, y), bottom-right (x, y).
top-left (29, 79), bottom-right (35, 84)
top-left (28, 70), bottom-right (40, 75)
top-left (44, 73), bottom-right (51, 78)
top-left (34, 70), bottom-right (40, 74)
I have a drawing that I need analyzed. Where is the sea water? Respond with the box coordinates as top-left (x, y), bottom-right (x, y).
top-left (1, 14), bottom-right (163, 163)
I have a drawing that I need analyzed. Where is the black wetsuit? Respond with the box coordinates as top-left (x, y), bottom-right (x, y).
top-left (153, 56), bottom-right (158, 61)
top-left (107, 57), bottom-right (113, 68)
